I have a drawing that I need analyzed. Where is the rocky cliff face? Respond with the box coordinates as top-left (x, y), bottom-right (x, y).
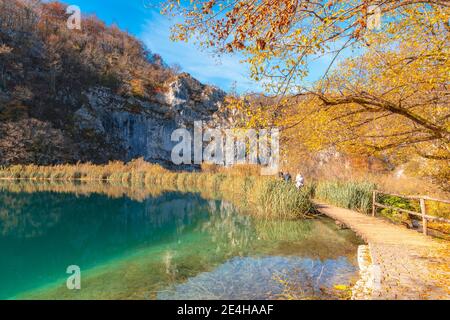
top-left (72, 73), bottom-right (227, 168)
top-left (0, 1), bottom-right (229, 167)
top-left (0, 72), bottom-right (228, 167)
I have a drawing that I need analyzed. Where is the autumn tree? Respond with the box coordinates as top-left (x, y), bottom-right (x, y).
top-left (164, 0), bottom-right (449, 187)
top-left (164, 1), bottom-right (447, 88)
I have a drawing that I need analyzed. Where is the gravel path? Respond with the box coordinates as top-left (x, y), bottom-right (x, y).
top-left (315, 202), bottom-right (450, 300)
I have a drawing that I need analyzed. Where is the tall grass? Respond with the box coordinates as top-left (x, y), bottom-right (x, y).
top-left (315, 180), bottom-right (376, 214)
top-left (0, 159), bottom-right (315, 219)
top-left (256, 180), bottom-right (316, 219)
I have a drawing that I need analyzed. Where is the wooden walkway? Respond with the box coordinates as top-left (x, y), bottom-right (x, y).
top-left (315, 202), bottom-right (450, 300)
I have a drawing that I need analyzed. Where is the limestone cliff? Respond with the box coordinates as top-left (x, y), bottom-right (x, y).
top-left (0, 69), bottom-right (227, 167)
top-left (73, 73), bottom-right (227, 168)
top-left (0, 1), bottom-right (228, 167)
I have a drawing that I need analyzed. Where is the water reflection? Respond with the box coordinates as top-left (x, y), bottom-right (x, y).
top-left (0, 191), bottom-right (211, 299)
top-left (0, 182), bottom-right (363, 300)
top-left (202, 201), bottom-right (256, 257)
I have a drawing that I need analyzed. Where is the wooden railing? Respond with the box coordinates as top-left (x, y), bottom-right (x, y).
top-left (372, 190), bottom-right (450, 235)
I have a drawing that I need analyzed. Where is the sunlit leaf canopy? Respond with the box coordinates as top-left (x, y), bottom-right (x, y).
top-left (162, 0), bottom-right (449, 93)
top-left (162, 0), bottom-right (450, 188)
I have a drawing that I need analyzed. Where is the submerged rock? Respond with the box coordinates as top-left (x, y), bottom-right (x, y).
top-left (157, 256), bottom-right (358, 300)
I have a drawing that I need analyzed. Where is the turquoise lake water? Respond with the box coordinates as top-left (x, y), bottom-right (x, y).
top-left (0, 186), bottom-right (363, 299)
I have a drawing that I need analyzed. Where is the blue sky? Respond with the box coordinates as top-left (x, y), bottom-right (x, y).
top-left (65, 0), bottom-right (339, 93)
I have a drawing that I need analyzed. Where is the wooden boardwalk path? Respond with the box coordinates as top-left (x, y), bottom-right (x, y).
top-left (315, 202), bottom-right (450, 300)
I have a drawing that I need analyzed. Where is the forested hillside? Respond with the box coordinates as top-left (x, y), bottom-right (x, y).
top-left (0, 0), bottom-right (183, 164)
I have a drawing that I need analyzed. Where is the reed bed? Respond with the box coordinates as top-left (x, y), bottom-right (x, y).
top-left (315, 180), bottom-right (376, 214)
top-left (0, 159), bottom-right (315, 220)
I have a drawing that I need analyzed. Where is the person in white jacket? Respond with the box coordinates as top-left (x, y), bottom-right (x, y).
top-left (295, 173), bottom-right (304, 189)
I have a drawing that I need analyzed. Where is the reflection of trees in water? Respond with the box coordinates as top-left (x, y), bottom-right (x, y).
top-left (0, 190), bottom-right (210, 240)
top-left (0, 180), bottom-right (216, 241)
top-left (201, 200), bottom-right (256, 257)
top-left (0, 180), bottom-right (173, 201)
top-left (0, 190), bottom-right (216, 299)
top-left (0, 181), bottom-right (363, 299)
top-left (0, 192), bottom-right (62, 238)
top-left (0, 191), bottom-right (210, 267)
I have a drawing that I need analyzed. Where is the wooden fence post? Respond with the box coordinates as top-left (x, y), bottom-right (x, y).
top-left (420, 198), bottom-right (427, 235)
top-left (372, 191), bottom-right (376, 217)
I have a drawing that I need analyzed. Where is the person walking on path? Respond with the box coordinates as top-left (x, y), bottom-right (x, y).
top-left (295, 173), bottom-right (304, 189)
